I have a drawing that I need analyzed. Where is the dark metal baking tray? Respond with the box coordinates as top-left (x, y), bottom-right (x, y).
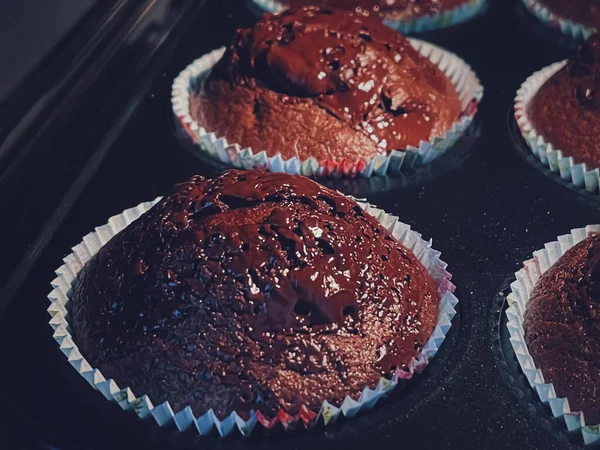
top-left (2, 0), bottom-right (600, 449)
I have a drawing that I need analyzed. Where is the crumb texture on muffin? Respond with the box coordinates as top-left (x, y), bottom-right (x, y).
top-left (528, 35), bottom-right (600, 168)
top-left (70, 170), bottom-right (439, 419)
top-left (283, 0), bottom-right (469, 20)
top-left (191, 7), bottom-right (461, 161)
top-left (524, 234), bottom-right (600, 425)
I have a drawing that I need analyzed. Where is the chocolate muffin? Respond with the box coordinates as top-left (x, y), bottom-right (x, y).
top-left (190, 7), bottom-right (461, 163)
top-left (70, 170), bottom-right (439, 419)
top-left (537, 0), bottom-right (600, 29)
top-left (282, 0), bottom-right (470, 21)
top-left (524, 233), bottom-right (600, 425)
top-left (528, 35), bottom-right (600, 169)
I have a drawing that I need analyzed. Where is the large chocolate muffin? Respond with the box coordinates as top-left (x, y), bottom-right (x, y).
top-left (282, 0), bottom-right (470, 21)
top-left (524, 233), bottom-right (600, 425)
top-left (190, 7), bottom-right (461, 163)
top-left (528, 35), bottom-right (600, 169)
top-left (537, 0), bottom-right (600, 29)
top-left (70, 170), bottom-right (439, 419)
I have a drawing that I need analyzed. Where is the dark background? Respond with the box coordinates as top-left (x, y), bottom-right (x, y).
top-left (1, 0), bottom-right (599, 449)
top-left (0, 0), bottom-right (97, 103)
top-left (1, 2), bottom-right (96, 448)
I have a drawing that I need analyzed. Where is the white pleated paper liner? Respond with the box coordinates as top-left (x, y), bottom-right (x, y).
top-left (171, 39), bottom-right (483, 178)
top-left (521, 0), bottom-right (595, 40)
top-left (48, 196), bottom-right (459, 438)
top-left (514, 60), bottom-right (600, 195)
top-left (505, 226), bottom-right (600, 445)
top-left (250, 0), bottom-right (488, 34)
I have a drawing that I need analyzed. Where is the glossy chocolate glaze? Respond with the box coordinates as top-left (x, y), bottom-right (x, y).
top-left (528, 35), bottom-right (600, 169)
top-left (538, 0), bottom-right (600, 29)
top-left (524, 234), bottom-right (600, 425)
top-left (70, 170), bottom-right (439, 419)
top-left (283, 0), bottom-right (469, 20)
top-left (191, 7), bottom-right (461, 161)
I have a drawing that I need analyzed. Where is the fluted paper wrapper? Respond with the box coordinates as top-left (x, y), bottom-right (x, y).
top-left (48, 197), bottom-right (458, 437)
top-left (250, 0), bottom-right (488, 33)
top-left (171, 39), bottom-right (483, 178)
top-left (521, 0), bottom-right (595, 40)
top-left (515, 61), bottom-right (600, 194)
top-left (506, 226), bottom-right (600, 445)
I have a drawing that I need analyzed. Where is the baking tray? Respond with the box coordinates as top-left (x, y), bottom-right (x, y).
top-left (2, 0), bottom-right (600, 449)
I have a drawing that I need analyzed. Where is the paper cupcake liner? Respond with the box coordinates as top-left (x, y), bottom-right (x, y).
top-left (506, 226), bottom-right (600, 445)
top-left (171, 39), bottom-right (483, 178)
top-left (250, 0), bottom-right (488, 33)
top-left (48, 196), bottom-right (458, 437)
top-left (521, 0), bottom-right (595, 40)
top-left (514, 61), bottom-right (600, 194)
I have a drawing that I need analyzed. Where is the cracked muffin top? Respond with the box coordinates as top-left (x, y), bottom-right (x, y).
top-left (70, 170), bottom-right (439, 419)
top-left (528, 35), bottom-right (600, 169)
top-left (524, 233), bottom-right (600, 425)
top-left (190, 7), bottom-right (461, 162)
top-left (282, 0), bottom-right (471, 21)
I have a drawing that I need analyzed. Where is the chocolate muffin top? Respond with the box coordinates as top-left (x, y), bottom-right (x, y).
top-left (528, 35), bottom-right (600, 169)
top-left (524, 233), bottom-right (600, 425)
top-left (191, 7), bottom-right (461, 162)
top-left (538, 0), bottom-right (600, 29)
top-left (282, 0), bottom-right (470, 20)
top-left (70, 170), bottom-right (439, 419)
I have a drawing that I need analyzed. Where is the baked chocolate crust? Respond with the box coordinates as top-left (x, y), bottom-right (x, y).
top-left (191, 7), bottom-right (461, 161)
top-left (70, 170), bottom-right (439, 419)
top-left (283, 0), bottom-right (470, 20)
top-left (524, 234), bottom-right (600, 425)
top-left (528, 35), bottom-right (600, 169)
